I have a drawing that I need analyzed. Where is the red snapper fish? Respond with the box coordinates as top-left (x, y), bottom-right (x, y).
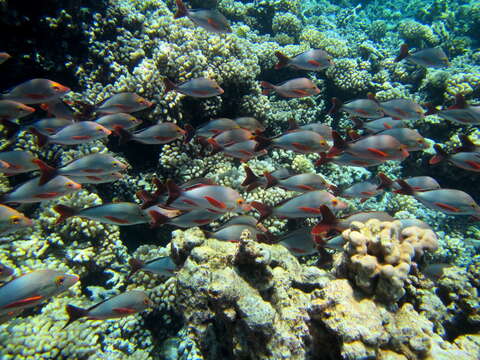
top-left (210, 128), bottom-right (254, 147)
top-left (0, 176), bottom-right (81, 204)
top-left (352, 117), bottom-right (405, 133)
top-left (0, 151), bottom-right (41, 176)
top-left (288, 119), bottom-right (333, 141)
top-left (274, 50), bottom-right (333, 71)
top-left (256, 130), bottom-right (329, 154)
top-left (40, 99), bottom-right (75, 119)
top-left (128, 256), bottom-right (176, 279)
top-left (174, 0), bottom-right (231, 33)
top-left (114, 123), bottom-right (186, 145)
top-left (278, 228), bottom-right (317, 256)
top-left (329, 131), bottom-right (409, 161)
top-left (148, 207), bottom-right (223, 228)
top-left (429, 144), bottom-right (480, 172)
top-left (0, 204), bottom-right (33, 236)
top-left (2, 79), bottom-right (70, 104)
top-left (95, 113), bottom-right (142, 130)
top-left (379, 98), bottom-right (424, 120)
top-left (379, 128), bottom-right (429, 152)
top-left (395, 44), bottom-right (449, 68)
top-left (164, 77), bottom-right (224, 98)
top-left (68, 172), bottom-right (124, 184)
top-left (396, 180), bottom-right (480, 215)
top-left (208, 139), bottom-right (267, 162)
top-left (436, 94), bottom-right (480, 125)
top-left (264, 171), bottom-right (333, 192)
top-left (316, 152), bottom-right (386, 168)
top-left (234, 117), bottom-right (265, 134)
top-left (329, 97), bottom-right (383, 119)
top-left (96, 93), bottom-right (153, 114)
top-left (193, 118), bottom-right (239, 138)
top-left (54, 202), bottom-right (149, 225)
top-left (0, 269), bottom-right (79, 316)
top-left (34, 153), bottom-right (128, 185)
top-left (30, 121), bottom-right (111, 146)
top-left (64, 290), bottom-right (152, 327)
top-left (391, 176), bottom-right (440, 192)
top-left (251, 190), bottom-right (347, 221)
top-left (261, 78), bottom-right (320, 98)
top-left (0, 100), bottom-right (35, 120)
top-left (241, 166), bottom-right (293, 191)
top-left (335, 173), bottom-right (392, 201)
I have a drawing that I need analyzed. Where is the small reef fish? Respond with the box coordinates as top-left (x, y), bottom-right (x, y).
top-left (205, 223), bottom-right (267, 242)
top-left (128, 256), bottom-right (176, 278)
top-left (166, 180), bottom-right (251, 213)
top-left (261, 78), bottom-right (320, 98)
top-left (430, 144), bottom-right (480, 172)
top-left (2, 79), bottom-right (70, 104)
top-left (64, 290), bottom-right (152, 327)
top-left (0, 204), bottom-right (33, 236)
top-left (34, 153), bottom-right (128, 185)
top-left (95, 113), bottom-right (142, 130)
top-left (148, 208), bottom-right (223, 228)
top-left (234, 117), bottom-right (265, 134)
top-left (274, 49), bottom-right (333, 71)
top-left (436, 94), bottom-right (480, 125)
top-left (0, 176), bottom-right (81, 204)
top-left (395, 44), bottom-right (449, 68)
top-left (311, 205), bottom-right (394, 240)
top-left (114, 123), bottom-right (186, 145)
top-left (352, 117), bottom-right (405, 133)
top-left (264, 172), bottom-right (333, 192)
top-left (210, 128), bottom-right (254, 147)
top-left (0, 262), bottom-right (14, 280)
top-left (396, 180), bottom-right (480, 215)
top-left (422, 263), bottom-right (452, 281)
top-left (241, 166), bottom-right (293, 192)
top-left (335, 173), bottom-right (392, 202)
top-left (329, 97), bottom-right (383, 119)
top-left (0, 150), bottom-right (41, 175)
top-left (30, 121), bottom-right (112, 146)
top-left (54, 203), bottom-right (149, 225)
top-left (391, 176), bottom-right (440, 192)
top-left (40, 99), bottom-right (75, 119)
top-left (1, 117), bottom-right (74, 140)
top-left (0, 100), bottom-right (35, 120)
top-left (0, 269), bottom-right (79, 316)
top-left (164, 77), bottom-right (224, 98)
top-left (278, 228), bottom-right (317, 256)
top-left (208, 139), bottom-right (266, 162)
top-left (316, 152), bottom-right (386, 168)
top-left (174, 0), bottom-right (231, 33)
top-left (330, 131), bottom-right (409, 161)
top-left (0, 52), bottom-right (11, 64)
top-left (379, 128), bottom-right (429, 152)
top-left (257, 130), bottom-right (329, 154)
top-left (96, 93), bottom-right (153, 114)
top-left (379, 99), bottom-right (424, 120)
top-left (288, 119), bottom-right (333, 141)
top-left (251, 190), bottom-right (347, 221)
top-left (192, 118), bottom-right (239, 138)
top-left (68, 172), bottom-right (124, 184)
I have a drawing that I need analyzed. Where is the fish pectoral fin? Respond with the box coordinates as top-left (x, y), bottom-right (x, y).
top-left (297, 184), bottom-right (315, 191)
top-left (465, 161), bottom-right (480, 170)
top-left (112, 307), bottom-right (136, 315)
top-left (298, 206), bottom-right (321, 214)
top-left (434, 202), bottom-right (460, 212)
top-left (307, 60), bottom-right (321, 66)
top-left (366, 147), bottom-right (389, 157)
top-left (204, 196), bottom-right (227, 209)
top-left (291, 142), bottom-right (310, 151)
top-left (103, 215), bottom-right (130, 224)
top-left (3, 295), bottom-right (43, 309)
top-left (292, 89), bottom-right (309, 96)
top-left (71, 135), bottom-right (92, 140)
top-left (207, 18), bottom-right (220, 29)
top-left (35, 192), bottom-right (59, 199)
top-left (154, 136), bottom-right (173, 141)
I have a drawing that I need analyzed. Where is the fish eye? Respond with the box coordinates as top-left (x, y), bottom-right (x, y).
top-left (237, 198), bottom-right (244, 204)
top-left (55, 276), bottom-right (66, 286)
top-left (10, 216), bottom-right (21, 225)
top-left (66, 182), bottom-right (75, 188)
top-left (143, 298), bottom-right (150, 305)
top-left (331, 199), bottom-right (338, 206)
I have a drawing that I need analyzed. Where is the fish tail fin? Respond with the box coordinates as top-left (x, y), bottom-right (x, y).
top-left (166, 179), bottom-right (183, 206)
top-left (241, 166), bottom-right (259, 188)
top-left (174, 0), bottom-right (188, 19)
top-left (328, 131), bottom-right (347, 156)
top-left (395, 179), bottom-right (415, 195)
top-left (184, 124), bottom-right (195, 143)
top-left (395, 44), bottom-right (410, 62)
top-left (207, 138), bottom-right (223, 154)
top-left (63, 304), bottom-right (88, 328)
top-left (254, 135), bottom-right (272, 151)
top-left (429, 144), bottom-right (447, 165)
top-left (0, 119), bottom-right (21, 139)
top-left (376, 172), bottom-right (394, 191)
top-left (351, 117), bottom-right (364, 130)
top-left (311, 205), bottom-right (337, 243)
top-left (274, 51), bottom-right (290, 70)
top-left (315, 152), bottom-right (330, 166)
top-left (459, 134), bottom-right (476, 152)
top-left (328, 97), bottom-right (342, 115)
top-left (260, 81), bottom-right (274, 95)
top-left (423, 102), bottom-right (438, 116)
top-left (53, 204), bottom-right (78, 224)
top-left (136, 190), bottom-right (156, 209)
top-left (113, 125), bottom-right (132, 145)
top-left (127, 258), bottom-right (144, 279)
top-left (263, 171), bottom-right (278, 189)
top-left (163, 78), bottom-right (177, 94)
top-left (32, 159), bottom-right (57, 185)
top-left (147, 210), bottom-right (170, 228)
top-left (287, 118), bottom-right (299, 131)
top-left (29, 127), bottom-right (48, 147)
top-left (250, 201), bottom-right (273, 222)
